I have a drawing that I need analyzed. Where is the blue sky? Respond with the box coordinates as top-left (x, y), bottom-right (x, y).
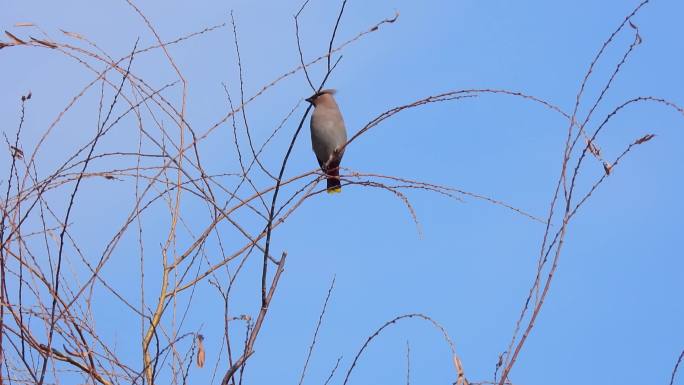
top-left (2, 1), bottom-right (683, 384)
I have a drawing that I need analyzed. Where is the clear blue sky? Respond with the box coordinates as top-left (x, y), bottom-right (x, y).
top-left (2, 1), bottom-right (683, 384)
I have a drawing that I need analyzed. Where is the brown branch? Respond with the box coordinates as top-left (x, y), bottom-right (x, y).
top-left (343, 313), bottom-right (465, 385)
top-left (220, 252), bottom-right (287, 385)
top-left (37, 39), bottom-right (137, 385)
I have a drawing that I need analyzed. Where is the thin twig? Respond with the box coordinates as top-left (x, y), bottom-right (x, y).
top-left (298, 276), bottom-right (336, 385)
top-left (670, 349), bottom-right (684, 385)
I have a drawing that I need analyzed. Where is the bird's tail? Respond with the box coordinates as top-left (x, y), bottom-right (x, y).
top-left (326, 167), bottom-right (341, 194)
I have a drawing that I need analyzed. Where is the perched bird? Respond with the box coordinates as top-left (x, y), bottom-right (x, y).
top-left (306, 89), bottom-right (348, 193)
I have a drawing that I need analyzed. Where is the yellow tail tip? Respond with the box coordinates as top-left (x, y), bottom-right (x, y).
top-left (326, 187), bottom-right (342, 194)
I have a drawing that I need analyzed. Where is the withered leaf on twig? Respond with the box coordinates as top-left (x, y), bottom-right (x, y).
top-left (4, 31), bottom-right (26, 45)
top-left (453, 355), bottom-right (469, 385)
top-left (603, 161), bottom-right (613, 176)
top-left (586, 139), bottom-right (602, 157)
top-left (196, 334), bottom-right (205, 368)
top-left (635, 133), bottom-right (655, 145)
top-left (10, 146), bottom-right (23, 159)
top-left (60, 29), bottom-right (85, 40)
top-left (628, 21), bottom-right (642, 44)
top-left (30, 37), bottom-right (57, 48)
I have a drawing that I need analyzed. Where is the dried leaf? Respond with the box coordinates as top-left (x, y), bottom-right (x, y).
top-left (10, 146), bottom-right (23, 159)
top-left (60, 29), bottom-right (84, 40)
top-left (26, 91), bottom-right (32, 100)
top-left (453, 355), bottom-right (467, 385)
top-left (628, 21), bottom-right (642, 44)
top-left (30, 37), bottom-right (57, 48)
top-left (196, 334), bottom-right (205, 368)
top-left (104, 175), bottom-right (115, 180)
top-left (603, 161), bottom-right (612, 175)
top-left (14, 22), bottom-right (35, 27)
top-left (586, 139), bottom-right (601, 157)
top-left (635, 133), bottom-right (655, 145)
top-left (4, 31), bottom-right (26, 45)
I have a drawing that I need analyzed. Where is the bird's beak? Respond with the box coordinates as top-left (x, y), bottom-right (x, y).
top-left (305, 95), bottom-right (315, 104)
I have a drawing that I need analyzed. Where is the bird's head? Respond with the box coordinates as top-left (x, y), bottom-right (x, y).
top-left (305, 89), bottom-right (337, 105)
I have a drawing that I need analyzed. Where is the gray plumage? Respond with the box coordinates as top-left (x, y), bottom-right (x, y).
top-left (306, 89), bottom-right (347, 193)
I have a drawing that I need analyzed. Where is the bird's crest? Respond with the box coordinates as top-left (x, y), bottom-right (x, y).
top-left (307, 89), bottom-right (337, 103)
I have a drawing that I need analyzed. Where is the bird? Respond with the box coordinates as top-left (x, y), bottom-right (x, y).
top-left (306, 89), bottom-right (348, 194)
